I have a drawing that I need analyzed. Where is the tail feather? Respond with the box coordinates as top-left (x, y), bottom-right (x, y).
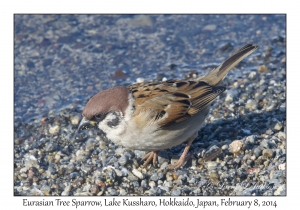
top-left (198, 44), bottom-right (258, 86)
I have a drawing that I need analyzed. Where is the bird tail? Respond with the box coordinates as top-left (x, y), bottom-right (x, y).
top-left (197, 44), bottom-right (258, 86)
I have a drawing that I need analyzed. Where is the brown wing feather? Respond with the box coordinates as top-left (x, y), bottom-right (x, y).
top-left (128, 80), bottom-right (225, 128)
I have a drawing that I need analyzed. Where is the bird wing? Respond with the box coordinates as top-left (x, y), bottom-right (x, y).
top-left (128, 80), bottom-right (225, 127)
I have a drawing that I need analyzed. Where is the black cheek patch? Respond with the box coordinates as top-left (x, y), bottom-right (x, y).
top-left (107, 117), bottom-right (120, 128)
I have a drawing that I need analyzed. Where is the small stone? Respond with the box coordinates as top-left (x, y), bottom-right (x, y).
top-left (278, 163), bottom-right (286, 170)
top-left (119, 188), bottom-right (127, 195)
top-left (127, 171), bottom-right (138, 181)
top-left (141, 180), bottom-right (148, 189)
top-left (274, 122), bottom-right (283, 131)
top-left (206, 161), bottom-right (218, 170)
top-left (70, 115), bottom-right (81, 125)
top-left (107, 187), bottom-right (118, 195)
top-left (274, 185), bottom-right (286, 196)
top-left (120, 168), bottom-right (128, 176)
top-left (279, 103), bottom-right (286, 112)
top-left (85, 138), bottom-right (96, 150)
top-left (61, 185), bottom-right (71, 196)
top-left (49, 125), bottom-right (60, 135)
top-left (245, 99), bottom-right (257, 111)
top-left (99, 140), bottom-right (106, 149)
top-left (40, 185), bottom-right (51, 195)
top-left (258, 65), bottom-right (269, 73)
top-left (24, 155), bottom-right (39, 169)
top-left (150, 173), bottom-right (159, 181)
top-left (132, 169), bottom-right (144, 179)
top-left (203, 24), bottom-right (216, 31)
top-left (54, 151), bottom-right (61, 163)
top-left (45, 142), bottom-right (58, 152)
top-left (263, 149), bottom-right (274, 158)
top-left (171, 189), bottom-right (181, 196)
top-left (114, 169), bottom-right (123, 177)
top-left (89, 185), bottom-right (100, 195)
top-left (260, 139), bottom-right (270, 149)
top-left (149, 181), bottom-right (156, 188)
top-left (160, 162), bottom-right (169, 170)
top-left (225, 94), bottom-right (233, 103)
top-left (221, 144), bottom-right (228, 150)
top-left (115, 148), bottom-right (125, 155)
top-left (136, 77), bottom-right (144, 83)
top-left (111, 70), bottom-right (127, 80)
top-left (166, 172), bottom-right (173, 181)
top-left (82, 184), bottom-right (91, 192)
top-left (245, 135), bottom-right (256, 144)
top-left (278, 132), bottom-right (286, 141)
top-left (229, 140), bottom-right (244, 155)
top-left (53, 94), bottom-right (60, 101)
top-left (248, 71), bottom-right (257, 80)
top-left (270, 170), bottom-right (284, 179)
top-left (233, 184), bottom-right (244, 195)
top-left (118, 155), bottom-right (129, 166)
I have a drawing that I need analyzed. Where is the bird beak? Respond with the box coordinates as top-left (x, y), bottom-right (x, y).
top-left (77, 117), bottom-right (97, 132)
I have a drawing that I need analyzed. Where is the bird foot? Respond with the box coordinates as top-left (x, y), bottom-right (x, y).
top-left (167, 154), bottom-right (192, 170)
top-left (142, 151), bottom-right (158, 167)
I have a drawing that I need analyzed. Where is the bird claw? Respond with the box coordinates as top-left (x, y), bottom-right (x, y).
top-left (166, 154), bottom-right (192, 170)
top-left (141, 151), bottom-right (158, 167)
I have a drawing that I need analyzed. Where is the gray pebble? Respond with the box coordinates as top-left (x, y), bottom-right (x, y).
top-left (118, 155), bottom-right (129, 166)
top-left (263, 149), bottom-right (274, 158)
top-left (171, 189), bottom-right (181, 196)
top-left (245, 135), bottom-right (256, 144)
top-left (132, 169), bottom-right (144, 179)
top-left (141, 180), bottom-right (148, 189)
top-left (107, 187), bottom-right (118, 195)
top-left (127, 171), bottom-right (138, 181)
top-left (274, 185), bottom-right (286, 196)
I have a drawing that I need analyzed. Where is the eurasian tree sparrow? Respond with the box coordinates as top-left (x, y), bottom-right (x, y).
top-left (78, 44), bottom-right (258, 170)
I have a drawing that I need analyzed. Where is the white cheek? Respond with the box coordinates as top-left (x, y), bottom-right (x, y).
top-left (98, 113), bottom-right (126, 138)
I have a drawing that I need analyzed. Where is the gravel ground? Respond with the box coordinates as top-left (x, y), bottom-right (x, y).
top-left (14, 14), bottom-right (286, 196)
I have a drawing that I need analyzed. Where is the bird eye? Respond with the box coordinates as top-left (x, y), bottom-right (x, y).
top-left (95, 113), bottom-right (102, 120)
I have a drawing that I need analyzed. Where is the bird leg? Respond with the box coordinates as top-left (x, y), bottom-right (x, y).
top-left (167, 132), bottom-right (198, 170)
top-left (142, 151), bottom-right (158, 167)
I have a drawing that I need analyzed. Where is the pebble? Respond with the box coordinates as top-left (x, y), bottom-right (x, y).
top-left (263, 149), bottom-right (274, 158)
top-left (245, 135), bottom-right (256, 144)
top-left (248, 71), bottom-right (257, 80)
top-left (37, 185), bottom-right (49, 195)
top-left (278, 163), bottom-right (285, 170)
top-left (107, 187), bottom-right (118, 195)
top-left (203, 24), bottom-right (216, 31)
top-left (114, 168), bottom-right (123, 177)
top-left (49, 125), bottom-right (60, 135)
top-left (245, 100), bottom-right (257, 111)
top-left (274, 185), bottom-right (286, 196)
top-left (277, 132), bottom-right (286, 141)
top-left (132, 169), bottom-right (144, 179)
top-left (118, 155), bottom-right (129, 166)
top-left (206, 161), bottom-right (218, 170)
top-left (258, 65), bottom-right (269, 73)
top-left (149, 181), bottom-right (156, 188)
top-left (61, 185), bottom-right (71, 196)
top-left (171, 189), bottom-right (181, 196)
top-left (89, 185), bottom-right (100, 195)
top-left (229, 140), bottom-right (244, 154)
top-left (136, 77), bottom-right (144, 83)
top-left (70, 115), bottom-right (81, 125)
top-left (253, 147), bottom-right (262, 157)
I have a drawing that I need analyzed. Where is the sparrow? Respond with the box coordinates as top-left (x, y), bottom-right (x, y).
top-left (78, 44), bottom-right (258, 170)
